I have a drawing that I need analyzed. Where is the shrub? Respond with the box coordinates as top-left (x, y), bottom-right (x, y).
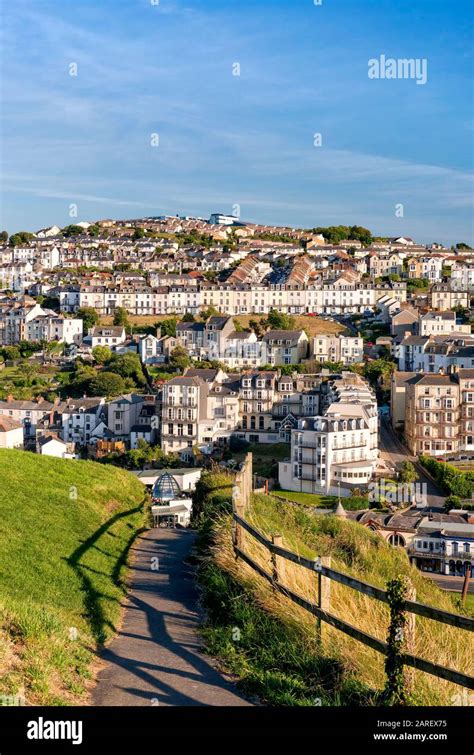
top-left (229, 436), bottom-right (250, 453)
top-left (344, 495), bottom-right (370, 511)
top-left (419, 455), bottom-right (473, 499)
top-left (445, 495), bottom-right (462, 510)
top-left (192, 469), bottom-right (234, 525)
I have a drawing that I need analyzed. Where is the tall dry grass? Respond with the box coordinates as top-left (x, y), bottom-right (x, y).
top-left (211, 494), bottom-right (473, 706)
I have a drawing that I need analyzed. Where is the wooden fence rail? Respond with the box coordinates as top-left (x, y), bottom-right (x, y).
top-left (232, 511), bottom-right (474, 692)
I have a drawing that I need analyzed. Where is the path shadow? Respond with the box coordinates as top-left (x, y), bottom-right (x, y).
top-left (66, 498), bottom-right (147, 643)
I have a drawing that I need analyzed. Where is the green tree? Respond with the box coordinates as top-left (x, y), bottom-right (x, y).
top-left (88, 372), bottom-right (127, 397)
top-left (42, 295), bottom-right (60, 311)
top-left (310, 224), bottom-right (373, 246)
top-left (349, 225), bottom-right (373, 245)
top-left (249, 318), bottom-right (264, 337)
top-left (9, 231), bottom-right (34, 246)
top-left (170, 346), bottom-right (191, 371)
top-left (200, 306), bottom-right (220, 321)
top-left (1, 346), bottom-right (21, 361)
top-left (133, 228), bottom-right (146, 240)
top-left (92, 345), bottom-right (112, 365)
top-left (452, 305), bottom-right (470, 324)
top-left (18, 341), bottom-right (42, 358)
top-left (363, 357), bottom-right (395, 385)
top-left (0, 231), bottom-right (8, 243)
top-left (321, 361), bottom-right (344, 372)
top-left (267, 309), bottom-right (296, 331)
top-left (61, 225), bottom-right (84, 238)
top-left (21, 362), bottom-right (39, 387)
top-left (160, 318), bottom-right (178, 337)
top-left (76, 306), bottom-right (100, 332)
top-left (107, 352), bottom-right (146, 386)
top-left (444, 495), bottom-right (462, 510)
top-left (113, 307), bottom-right (130, 329)
top-left (399, 461), bottom-right (417, 485)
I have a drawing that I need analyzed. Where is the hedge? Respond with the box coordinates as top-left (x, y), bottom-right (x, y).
top-left (419, 455), bottom-right (474, 500)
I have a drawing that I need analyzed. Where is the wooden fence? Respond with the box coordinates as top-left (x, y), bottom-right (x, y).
top-left (231, 509), bottom-right (474, 692)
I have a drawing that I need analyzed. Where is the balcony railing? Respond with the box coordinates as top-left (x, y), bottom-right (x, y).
top-left (295, 456), bottom-right (326, 465)
top-left (295, 442), bottom-right (324, 450)
top-left (299, 474), bottom-right (325, 483)
top-left (408, 547), bottom-right (473, 561)
top-left (332, 442), bottom-right (366, 451)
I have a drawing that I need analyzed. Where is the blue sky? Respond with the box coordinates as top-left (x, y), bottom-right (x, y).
top-left (1, 0), bottom-right (473, 244)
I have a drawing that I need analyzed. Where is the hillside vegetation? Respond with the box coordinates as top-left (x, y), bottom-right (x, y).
top-left (196, 470), bottom-right (473, 706)
top-left (0, 450), bottom-right (147, 705)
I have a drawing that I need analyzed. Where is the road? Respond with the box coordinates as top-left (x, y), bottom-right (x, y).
top-left (92, 527), bottom-right (251, 706)
top-left (422, 572), bottom-right (474, 594)
top-left (378, 417), bottom-right (446, 510)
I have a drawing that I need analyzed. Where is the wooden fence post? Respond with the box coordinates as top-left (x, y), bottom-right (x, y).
top-left (316, 556), bottom-right (331, 644)
top-left (383, 575), bottom-right (416, 704)
top-left (404, 582), bottom-right (416, 695)
top-left (232, 481), bottom-right (244, 555)
top-left (271, 535), bottom-right (283, 586)
top-left (461, 564), bottom-right (471, 605)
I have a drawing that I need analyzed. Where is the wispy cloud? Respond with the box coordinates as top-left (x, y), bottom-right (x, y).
top-left (0, 0), bottom-right (472, 244)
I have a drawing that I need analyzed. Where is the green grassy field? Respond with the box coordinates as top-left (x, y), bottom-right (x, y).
top-left (233, 443), bottom-right (289, 478)
top-left (0, 449), bottom-right (148, 704)
top-left (0, 362), bottom-right (67, 400)
top-left (271, 490), bottom-right (338, 508)
top-left (462, 594), bottom-right (474, 613)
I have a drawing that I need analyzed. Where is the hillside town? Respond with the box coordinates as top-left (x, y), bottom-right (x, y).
top-left (2, 0), bottom-right (473, 730)
top-left (1, 214), bottom-right (473, 582)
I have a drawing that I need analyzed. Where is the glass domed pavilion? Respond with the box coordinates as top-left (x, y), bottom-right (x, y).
top-left (152, 472), bottom-right (181, 503)
top-left (151, 471), bottom-right (193, 528)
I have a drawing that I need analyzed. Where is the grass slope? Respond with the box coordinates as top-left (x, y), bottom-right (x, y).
top-left (0, 450), bottom-right (148, 705)
top-left (271, 490), bottom-right (337, 508)
top-left (99, 313), bottom-right (348, 338)
top-left (196, 471), bottom-right (473, 706)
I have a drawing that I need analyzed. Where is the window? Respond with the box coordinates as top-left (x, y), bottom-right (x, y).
top-left (389, 534), bottom-right (405, 547)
